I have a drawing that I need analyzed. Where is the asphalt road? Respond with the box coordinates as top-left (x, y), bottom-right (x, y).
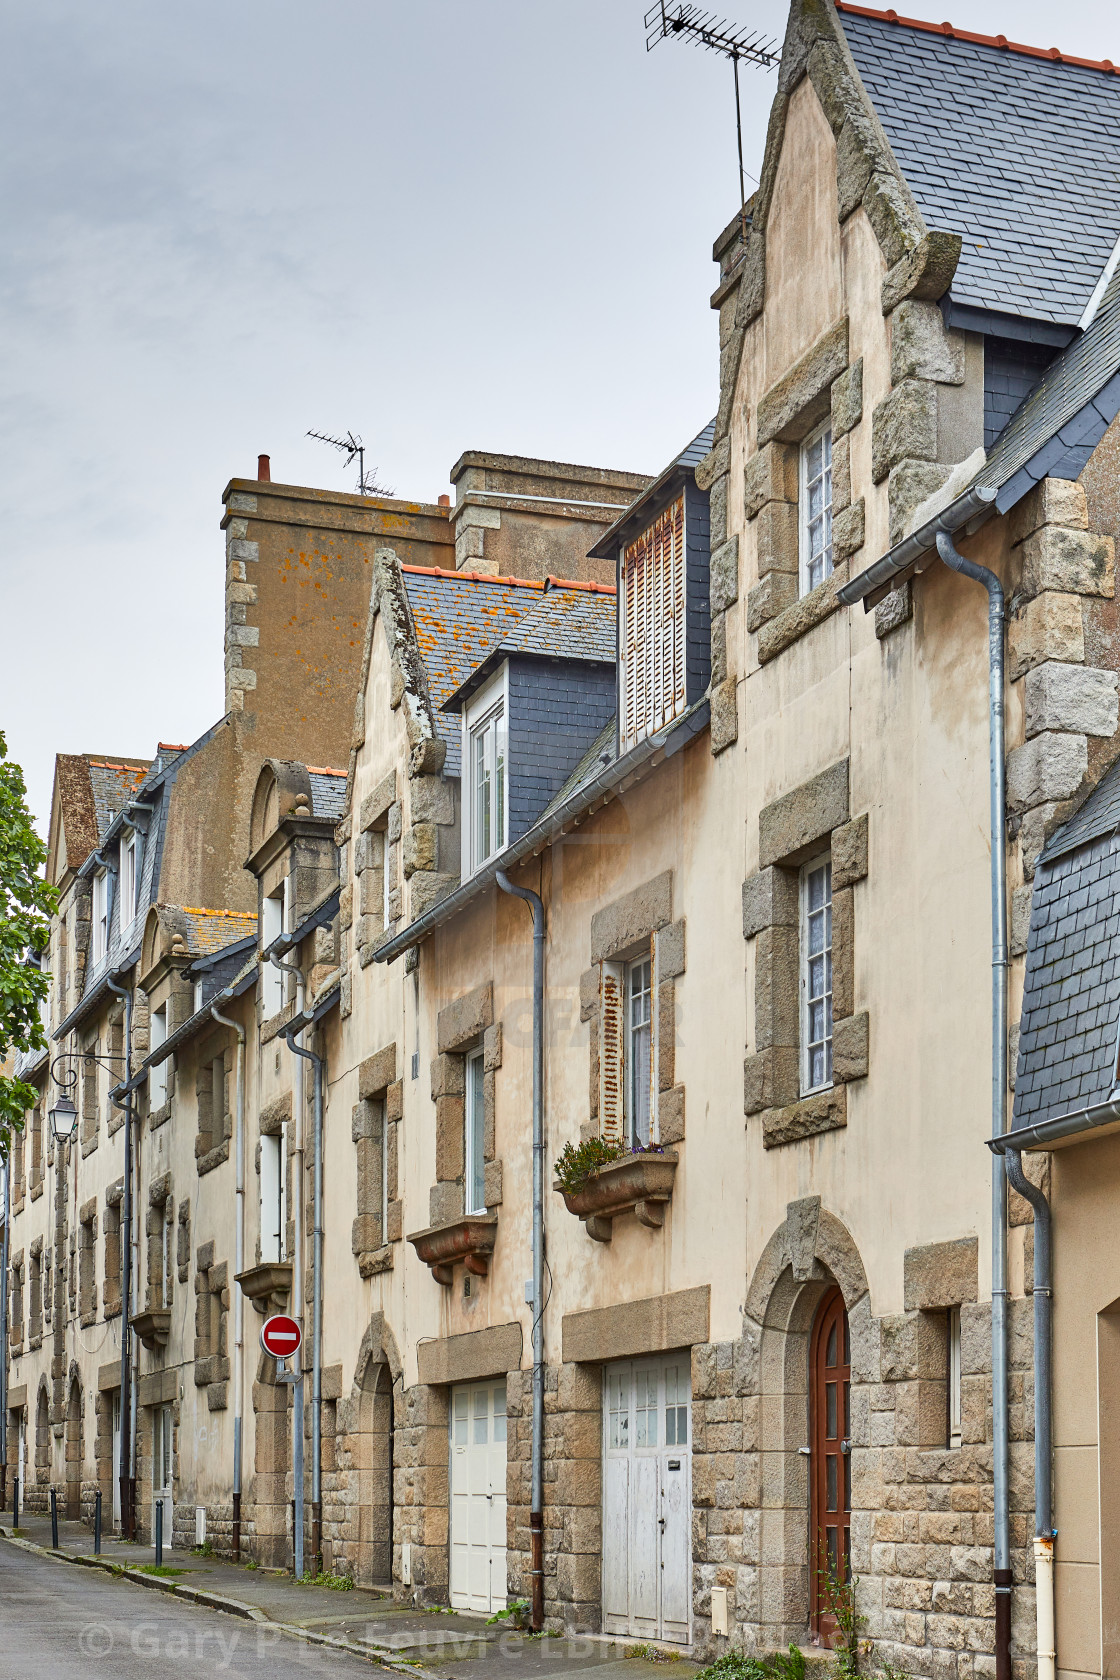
top-left (0, 1540), bottom-right (382, 1679)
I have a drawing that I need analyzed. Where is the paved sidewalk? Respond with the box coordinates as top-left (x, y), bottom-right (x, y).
top-left (0, 1512), bottom-right (703, 1680)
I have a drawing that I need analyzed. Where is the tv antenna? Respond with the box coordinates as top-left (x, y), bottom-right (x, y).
top-left (645, 5), bottom-right (779, 241)
top-left (306, 429), bottom-right (393, 497)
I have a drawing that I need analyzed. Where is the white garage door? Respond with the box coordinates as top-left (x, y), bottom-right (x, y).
top-left (603, 1356), bottom-right (691, 1644)
top-left (449, 1381), bottom-right (507, 1613)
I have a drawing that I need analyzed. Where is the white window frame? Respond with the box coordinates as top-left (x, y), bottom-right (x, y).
top-left (260, 891), bottom-right (284, 1018)
top-left (798, 420), bottom-right (833, 598)
top-left (947, 1305), bottom-right (962, 1450)
top-left (149, 1006), bottom-right (168, 1109)
top-left (461, 665), bottom-right (508, 879)
top-left (625, 954), bottom-right (653, 1147)
top-left (465, 1049), bottom-right (486, 1216)
top-left (260, 1132), bottom-right (284, 1262)
top-left (381, 829), bottom-right (392, 931)
top-left (119, 832), bottom-right (137, 933)
top-left (91, 869), bottom-right (109, 965)
top-left (799, 854), bottom-right (833, 1096)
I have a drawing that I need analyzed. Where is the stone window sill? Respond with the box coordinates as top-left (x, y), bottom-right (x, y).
top-left (556, 1150), bottom-right (678, 1243)
top-left (757, 561), bottom-right (850, 666)
top-left (196, 1140), bottom-right (231, 1176)
top-left (132, 1308), bottom-right (171, 1350)
top-left (149, 1101), bottom-right (172, 1131)
top-left (30, 1179), bottom-right (43, 1201)
top-left (761, 1084), bottom-right (846, 1148)
top-left (358, 1244), bottom-right (395, 1278)
top-left (235, 1260), bottom-right (292, 1316)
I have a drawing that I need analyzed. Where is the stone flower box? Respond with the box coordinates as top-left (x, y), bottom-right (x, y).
top-left (556, 1150), bottom-right (678, 1243)
top-left (408, 1214), bottom-right (498, 1285)
top-left (235, 1261), bottom-right (293, 1317)
top-left (131, 1308), bottom-right (171, 1351)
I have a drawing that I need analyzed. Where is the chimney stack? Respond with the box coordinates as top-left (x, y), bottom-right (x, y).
top-left (438, 494), bottom-right (450, 508)
top-left (257, 454), bottom-right (271, 482)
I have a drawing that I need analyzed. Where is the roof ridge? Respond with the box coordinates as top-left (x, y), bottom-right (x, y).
top-left (401, 564), bottom-right (545, 590)
top-left (543, 575), bottom-right (616, 595)
top-left (836, 1), bottom-right (1120, 75)
top-left (306, 765), bottom-right (347, 777)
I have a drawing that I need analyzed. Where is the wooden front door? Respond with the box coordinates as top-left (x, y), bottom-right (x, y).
top-left (810, 1287), bottom-right (851, 1641)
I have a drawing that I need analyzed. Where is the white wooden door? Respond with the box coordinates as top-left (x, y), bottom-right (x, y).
top-left (152, 1405), bottom-right (173, 1545)
top-left (16, 1411), bottom-right (25, 1497)
top-left (603, 1356), bottom-right (692, 1643)
top-left (449, 1381), bottom-right (507, 1612)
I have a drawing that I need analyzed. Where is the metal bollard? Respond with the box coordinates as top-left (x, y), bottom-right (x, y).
top-left (50, 1487), bottom-right (58, 1549)
top-left (155, 1498), bottom-right (163, 1566)
top-left (12, 1476), bottom-right (18, 1532)
top-left (94, 1490), bottom-right (102, 1554)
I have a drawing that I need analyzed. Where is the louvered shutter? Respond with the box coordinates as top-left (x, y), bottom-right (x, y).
top-left (620, 494), bottom-right (688, 752)
top-left (599, 960), bottom-right (626, 1144)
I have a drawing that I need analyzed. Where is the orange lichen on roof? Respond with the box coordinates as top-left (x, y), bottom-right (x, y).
top-left (181, 907), bottom-right (257, 919)
top-left (835, 1), bottom-right (1120, 73)
top-left (401, 564), bottom-right (545, 589)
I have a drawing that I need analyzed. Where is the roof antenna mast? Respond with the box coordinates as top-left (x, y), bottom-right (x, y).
top-left (306, 429), bottom-right (394, 497)
top-left (645, 4), bottom-right (780, 243)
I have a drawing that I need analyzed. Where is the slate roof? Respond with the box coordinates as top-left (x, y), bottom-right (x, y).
top-left (1014, 760), bottom-right (1120, 1130)
top-left (541, 719), bottom-right (617, 819)
top-left (402, 568), bottom-right (544, 774)
top-left (308, 768), bottom-right (347, 820)
top-left (440, 584), bottom-right (618, 712)
top-left (87, 759), bottom-right (151, 840)
top-left (177, 907), bottom-right (258, 956)
top-left (837, 4), bottom-right (1120, 327)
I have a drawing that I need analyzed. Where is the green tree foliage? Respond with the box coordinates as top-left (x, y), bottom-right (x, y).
top-left (0, 732), bottom-right (56, 1148)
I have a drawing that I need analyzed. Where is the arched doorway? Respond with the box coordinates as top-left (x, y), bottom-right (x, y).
top-left (356, 1360), bottom-right (394, 1585)
top-left (809, 1286), bottom-right (851, 1643)
top-left (65, 1378), bottom-right (83, 1519)
top-left (35, 1384), bottom-right (50, 1497)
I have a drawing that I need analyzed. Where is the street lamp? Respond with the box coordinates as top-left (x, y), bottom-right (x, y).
top-left (47, 1093), bottom-right (79, 1146)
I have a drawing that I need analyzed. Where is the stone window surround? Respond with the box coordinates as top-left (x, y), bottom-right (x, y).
top-left (146, 1172), bottom-right (173, 1311)
top-left (78, 1197), bottom-right (98, 1327)
top-left (900, 1235), bottom-right (980, 1452)
top-left (428, 981), bottom-right (504, 1231)
top-left (177, 1198), bottom-right (192, 1283)
top-left (28, 1238), bottom-right (43, 1348)
top-left (580, 869), bottom-right (687, 1149)
top-left (353, 1041), bottom-right (404, 1277)
top-left (29, 1101), bottom-right (44, 1199)
top-left (104, 1179), bottom-right (124, 1318)
top-left (194, 1027), bottom-right (233, 1174)
top-left (81, 1030), bottom-right (100, 1157)
top-left (107, 1006), bottom-right (126, 1136)
top-left (194, 1240), bottom-right (230, 1410)
top-left (9, 1250), bottom-right (23, 1352)
top-left (742, 759), bottom-right (869, 1147)
top-left (355, 769), bottom-right (399, 968)
top-left (255, 1090), bottom-right (292, 1265)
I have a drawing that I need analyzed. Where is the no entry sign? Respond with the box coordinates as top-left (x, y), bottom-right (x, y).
top-left (260, 1314), bottom-right (302, 1360)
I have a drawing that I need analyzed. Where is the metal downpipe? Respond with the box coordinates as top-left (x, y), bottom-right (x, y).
top-left (106, 970), bottom-right (136, 1539)
top-left (285, 1026), bottom-right (324, 1577)
top-left (495, 870), bottom-right (546, 1632)
top-left (211, 1002), bottom-right (246, 1559)
top-left (273, 950), bottom-right (305, 1578)
top-left (934, 528), bottom-right (1011, 1676)
top-left (1004, 1146), bottom-right (1055, 1680)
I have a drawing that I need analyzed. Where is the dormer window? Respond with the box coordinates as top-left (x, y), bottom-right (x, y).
top-left (119, 832), bottom-right (137, 932)
top-left (620, 494), bottom-right (686, 752)
top-left (464, 669), bottom-right (507, 876)
top-left (260, 890), bottom-right (285, 1017)
top-left (799, 423), bottom-right (833, 595)
top-left (92, 869), bottom-right (109, 965)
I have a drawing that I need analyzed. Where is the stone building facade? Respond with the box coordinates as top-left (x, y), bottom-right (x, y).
top-left (10, 5), bottom-right (1120, 1676)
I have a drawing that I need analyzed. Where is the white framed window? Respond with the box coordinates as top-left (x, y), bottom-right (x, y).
top-left (149, 1006), bottom-right (168, 1109)
top-left (799, 422), bottom-right (833, 596)
top-left (382, 831), bottom-right (392, 930)
top-left (620, 493), bottom-right (687, 752)
top-left (465, 1049), bottom-right (486, 1215)
top-left (947, 1305), bottom-right (962, 1450)
top-left (91, 869), bottom-right (109, 965)
top-left (626, 956), bottom-right (652, 1146)
top-left (800, 856), bottom-right (833, 1094)
top-left (462, 667), bottom-right (508, 877)
top-left (119, 832), bottom-right (137, 932)
top-left (260, 891), bottom-right (284, 1017)
top-left (260, 1132), bottom-right (284, 1262)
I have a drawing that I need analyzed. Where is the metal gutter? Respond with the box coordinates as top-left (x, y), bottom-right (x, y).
top-left (988, 1095), bottom-right (1120, 1155)
top-left (283, 983), bottom-right (341, 1038)
top-left (268, 887), bottom-right (341, 959)
top-left (837, 485), bottom-right (999, 610)
top-left (374, 698), bottom-right (711, 963)
top-left (54, 942), bottom-right (143, 1041)
top-left (112, 963), bottom-right (258, 1096)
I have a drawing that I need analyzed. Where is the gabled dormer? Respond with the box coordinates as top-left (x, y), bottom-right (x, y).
top-left (588, 421), bottom-right (715, 754)
top-left (442, 582), bottom-right (618, 878)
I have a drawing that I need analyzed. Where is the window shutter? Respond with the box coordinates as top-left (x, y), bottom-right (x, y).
top-left (599, 960), bottom-right (625, 1144)
top-left (620, 493), bottom-right (687, 752)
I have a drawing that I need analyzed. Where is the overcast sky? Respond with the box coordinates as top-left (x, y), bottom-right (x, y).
top-left (2, 0), bottom-right (1118, 832)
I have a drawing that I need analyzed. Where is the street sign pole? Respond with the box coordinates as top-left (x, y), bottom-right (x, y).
top-left (260, 1316), bottom-right (304, 1577)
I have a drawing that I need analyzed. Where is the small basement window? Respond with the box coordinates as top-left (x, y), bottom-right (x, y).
top-left (799, 423), bottom-right (833, 596)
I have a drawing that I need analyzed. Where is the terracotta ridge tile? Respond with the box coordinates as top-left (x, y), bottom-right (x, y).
top-left (835, 0), bottom-right (1120, 74)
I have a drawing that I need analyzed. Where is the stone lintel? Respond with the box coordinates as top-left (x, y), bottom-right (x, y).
top-left (416, 1321), bottom-right (524, 1386)
top-left (562, 1285), bottom-right (710, 1365)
